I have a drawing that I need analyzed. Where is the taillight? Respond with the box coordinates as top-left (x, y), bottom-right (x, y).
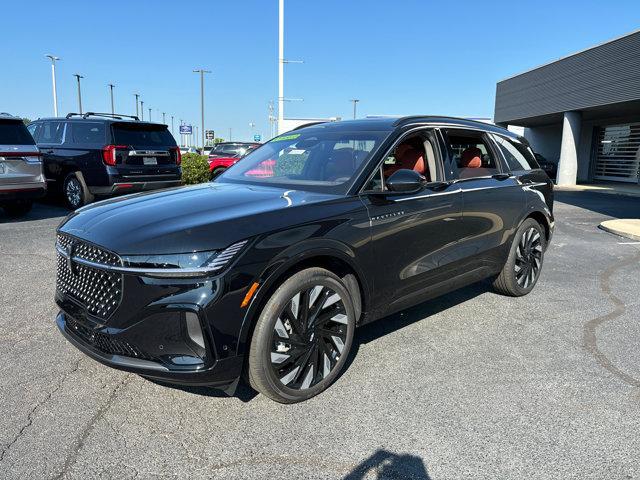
top-left (171, 147), bottom-right (182, 165)
top-left (102, 145), bottom-right (128, 166)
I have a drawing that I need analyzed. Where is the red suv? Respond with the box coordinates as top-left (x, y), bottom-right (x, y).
top-left (208, 142), bottom-right (260, 178)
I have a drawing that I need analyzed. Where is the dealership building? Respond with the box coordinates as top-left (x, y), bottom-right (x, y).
top-left (494, 30), bottom-right (640, 186)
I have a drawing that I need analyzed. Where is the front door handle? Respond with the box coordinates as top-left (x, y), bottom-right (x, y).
top-left (492, 173), bottom-right (511, 180)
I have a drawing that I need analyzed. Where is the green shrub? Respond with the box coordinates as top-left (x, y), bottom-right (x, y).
top-left (181, 153), bottom-right (210, 185)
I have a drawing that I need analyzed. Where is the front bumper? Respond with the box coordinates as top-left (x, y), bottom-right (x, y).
top-left (56, 310), bottom-right (244, 390)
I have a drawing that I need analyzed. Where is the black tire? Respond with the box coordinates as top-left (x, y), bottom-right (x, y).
top-left (63, 173), bottom-right (93, 210)
top-left (493, 218), bottom-right (546, 296)
top-left (210, 167), bottom-right (226, 180)
top-left (2, 200), bottom-right (33, 217)
top-left (248, 267), bottom-right (356, 403)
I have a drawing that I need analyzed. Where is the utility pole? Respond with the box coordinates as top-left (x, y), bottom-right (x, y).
top-left (45, 54), bottom-right (60, 117)
top-left (108, 84), bottom-right (115, 114)
top-left (134, 93), bottom-right (140, 118)
top-left (193, 69), bottom-right (211, 151)
top-left (140, 101), bottom-right (144, 120)
top-left (350, 99), bottom-right (360, 119)
top-left (73, 74), bottom-right (84, 114)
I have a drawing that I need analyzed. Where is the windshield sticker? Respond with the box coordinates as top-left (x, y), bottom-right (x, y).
top-left (288, 149), bottom-right (306, 155)
top-left (272, 133), bottom-right (301, 142)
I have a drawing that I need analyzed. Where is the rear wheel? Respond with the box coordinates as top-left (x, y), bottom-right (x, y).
top-left (2, 200), bottom-right (33, 217)
top-left (493, 218), bottom-right (546, 296)
top-left (63, 173), bottom-right (93, 210)
top-left (248, 268), bottom-right (356, 403)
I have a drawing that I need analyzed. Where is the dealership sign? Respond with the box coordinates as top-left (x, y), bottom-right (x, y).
top-left (206, 130), bottom-right (215, 140)
top-left (179, 125), bottom-right (193, 135)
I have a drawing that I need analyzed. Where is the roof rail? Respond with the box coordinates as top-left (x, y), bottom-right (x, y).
top-left (66, 112), bottom-right (140, 121)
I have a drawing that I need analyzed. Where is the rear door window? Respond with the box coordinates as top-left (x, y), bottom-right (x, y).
top-left (71, 122), bottom-right (106, 145)
top-left (39, 121), bottom-right (66, 144)
top-left (492, 135), bottom-right (540, 172)
top-left (0, 120), bottom-right (36, 145)
top-left (112, 123), bottom-right (176, 147)
top-left (442, 129), bottom-right (500, 179)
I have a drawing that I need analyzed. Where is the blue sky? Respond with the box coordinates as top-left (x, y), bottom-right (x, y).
top-left (1, 0), bottom-right (639, 142)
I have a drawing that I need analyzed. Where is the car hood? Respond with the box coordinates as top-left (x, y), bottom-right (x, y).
top-left (58, 182), bottom-right (342, 255)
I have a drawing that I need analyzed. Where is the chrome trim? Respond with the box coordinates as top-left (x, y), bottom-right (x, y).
top-left (128, 150), bottom-right (170, 156)
top-left (56, 240), bottom-right (247, 278)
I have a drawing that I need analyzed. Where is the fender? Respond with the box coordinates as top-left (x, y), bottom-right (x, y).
top-left (234, 238), bottom-right (372, 357)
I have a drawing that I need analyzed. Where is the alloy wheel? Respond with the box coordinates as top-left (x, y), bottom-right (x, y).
top-left (270, 286), bottom-right (348, 390)
top-left (515, 227), bottom-right (543, 288)
top-left (66, 178), bottom-right (82, 208)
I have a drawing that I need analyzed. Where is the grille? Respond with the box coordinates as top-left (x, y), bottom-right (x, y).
top-left (65, 315), bottom-right (152, 360)
top-left (56, 234), bottom-right (123, 320)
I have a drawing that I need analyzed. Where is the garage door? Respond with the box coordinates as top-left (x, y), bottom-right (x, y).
top-left (594, 123), bottom-right (640, 183)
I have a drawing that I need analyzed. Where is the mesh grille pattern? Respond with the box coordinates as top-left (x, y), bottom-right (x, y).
top-left (56, 234), bottom-right (123, 320)
top-left (65, 316), bottom-right (152, 360)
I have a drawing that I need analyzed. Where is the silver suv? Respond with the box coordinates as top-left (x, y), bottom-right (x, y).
top-left (0, 113), bottom-right (46, 217)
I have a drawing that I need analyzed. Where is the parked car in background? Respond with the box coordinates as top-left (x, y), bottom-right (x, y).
top-left (202, 146), bottom-right (214, 156)
top-left (0, 113), bottom-right (46, 216)
top-left (534, 153), bottom-right (557, 181)
top-left (180, 146), bottom-right (199, 155)
top-left (54, 116), bottom-right (553, 403)
top-left (28, 113), bottom-right (182, 209)
top-left (208, 142), bottom-right (260, 178)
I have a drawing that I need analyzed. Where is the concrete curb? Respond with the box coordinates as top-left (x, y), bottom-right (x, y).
top-left (555, 185), bottom-right (640, 198)
top-left (599, 219), bottom-right (640, 241)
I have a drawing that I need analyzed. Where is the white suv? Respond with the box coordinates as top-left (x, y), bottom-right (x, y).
top-left (0, 114), bottom-right (46, 217)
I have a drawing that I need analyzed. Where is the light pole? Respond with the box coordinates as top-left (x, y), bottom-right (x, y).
top-left (195, 126), bottom-right (199, 148)
top-left (108, 84), bottom-right (115, 114)
top-left (171, 115), bottom-right (174, 136)
top-left (45, 54), bottom-right (60, 117)
top-left (134, 93), bottom-right (140, 118)
top-left (229, 128), bottom-right (232, 141)
top-left (350, 99), bottom-right (360, 119)
top-left (277, 0), bottom-right (303, 134)
top-left (73, 74), bottom-right (84, 114)
top-left (162, 112), bottom-right (166, 125)
top-left (148, 107), bottom-right (151, 121)
top-left (193, 69), bottom-right (211, 152)
top-left (140, 101), bottom-right (144, 120)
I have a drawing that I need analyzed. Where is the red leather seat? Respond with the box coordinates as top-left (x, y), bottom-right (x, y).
top-left (385, 143), bottom-right (426, 178)
top-left (460, 147), bottom-right (482, 168)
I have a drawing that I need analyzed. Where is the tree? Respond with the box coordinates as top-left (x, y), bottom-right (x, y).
top-left (22, 118), bottom-right (31, 125)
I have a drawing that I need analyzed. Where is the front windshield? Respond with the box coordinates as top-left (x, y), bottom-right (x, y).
top-left (216, 129), bottom-right (388, 193)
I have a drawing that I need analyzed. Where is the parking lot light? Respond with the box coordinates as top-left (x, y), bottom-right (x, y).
top-left (193, 69), bottom-right (212, 152)
top-left (108, 84), bottom-right (115, 115)
top-left (73, 74), bottom-right (84, 114)
top-left (134, 93), bottom-right (140, 118)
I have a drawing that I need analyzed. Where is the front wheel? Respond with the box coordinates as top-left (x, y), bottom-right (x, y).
top-left (493, 218), bottom-right (546, 296)
top-left (248, 268), bottom-right (356, 403)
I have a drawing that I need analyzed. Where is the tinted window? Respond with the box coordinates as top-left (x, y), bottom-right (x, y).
top-left (0, 120), bottom-right (35, 145)
top-left (218, 130), bottom-right (387, 194)
top-left (71, 122), bottom-right (106, 144)
top-left (112, 123), bottom-right (176, 147)
top-left (38, 121), bottom-right (66, 144)
top-left (493, 135), bottom-right (539, 171)
top-left (443, 130), bottom-right (499, 179)
top-left (26, 123), bottom-right (39, 142)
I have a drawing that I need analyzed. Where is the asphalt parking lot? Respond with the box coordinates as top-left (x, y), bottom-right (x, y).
top-left (1, 191), bottom-right (639, 480)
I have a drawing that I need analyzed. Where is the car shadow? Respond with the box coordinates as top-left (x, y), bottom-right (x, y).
top-left (143, 377), bottom-right (259, 403)
top-left (343, 449), bottom-right (431, 480)
top-left (342, 280), bottom-right (491, 374)
top-left (554, 190), bottom-right (640, 219)
top-left (0, 197), bottom-right (68, 223)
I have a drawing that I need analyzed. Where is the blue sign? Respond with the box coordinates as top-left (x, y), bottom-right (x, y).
top-left (179, 125), bottom-right (193, 135)
top-left (253, 134), bottom-right (262, 142)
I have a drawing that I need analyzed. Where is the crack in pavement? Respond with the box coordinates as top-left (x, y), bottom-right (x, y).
top-left (0, 358), bottom-right (82, 464)
top-left (583, 250), bottom-right (640, 389)
top-left (54, 374), bottom-right (131, 480)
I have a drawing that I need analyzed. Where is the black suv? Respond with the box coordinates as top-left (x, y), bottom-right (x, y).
top-left (54, 116), bottom-right (553, 403)
top-left (28, 113), bottom-right (181, 209)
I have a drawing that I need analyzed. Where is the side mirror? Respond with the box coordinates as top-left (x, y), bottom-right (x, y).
top-left (386, 169), bottom-right (426, 193)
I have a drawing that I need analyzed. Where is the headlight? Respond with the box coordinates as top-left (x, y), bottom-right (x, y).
top-left (121, 240), bottom-right (248, 277)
